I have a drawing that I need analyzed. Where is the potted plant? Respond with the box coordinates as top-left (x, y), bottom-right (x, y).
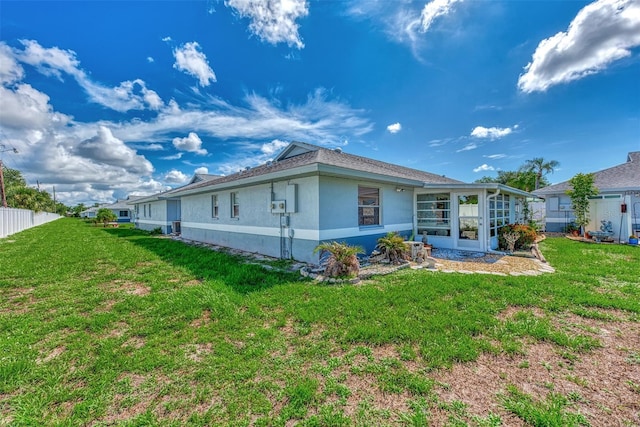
top-left (629, 234), bottom-right (639, 245)
top-left (565, 222), bottom-right (580, 237)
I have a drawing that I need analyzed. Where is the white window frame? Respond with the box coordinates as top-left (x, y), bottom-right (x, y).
top-left (231, 192), bottom-right (239, 218)
top-left (358, 186), bottom-right (380, 227)
top-left (212, 195), bottom-right (219, 218)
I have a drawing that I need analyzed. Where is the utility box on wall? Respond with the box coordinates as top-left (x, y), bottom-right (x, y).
top-left (270, 200), bottom-right (286, 213)
top-left (286, 184), bottom-right (297, 213)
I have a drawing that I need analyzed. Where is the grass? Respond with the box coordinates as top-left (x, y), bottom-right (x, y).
top-left (0, 218), bottom-right (639, 426)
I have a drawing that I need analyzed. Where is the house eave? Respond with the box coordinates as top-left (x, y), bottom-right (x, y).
top-left (420, 183), bottom-right (536, 198)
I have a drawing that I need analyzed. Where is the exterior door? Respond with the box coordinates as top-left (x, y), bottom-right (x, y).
top-left (456, 193), bottom-right (482, 250)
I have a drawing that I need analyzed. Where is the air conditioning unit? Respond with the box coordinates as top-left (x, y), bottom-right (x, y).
top-left (270, 200), bottom-right (286, 213)
top-left (172, 221), bottom-right (181, 234)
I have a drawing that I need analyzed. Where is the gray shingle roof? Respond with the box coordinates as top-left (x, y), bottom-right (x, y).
top-left (534, 151), bottom-right (640, 195)
top-left (170, 142), bottom-right (462, 196)
top-left (130, 174), bottom-right (224, 203)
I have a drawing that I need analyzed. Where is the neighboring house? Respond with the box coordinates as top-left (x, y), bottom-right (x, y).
top-left (154, 142), bottom-right (533, 263)
top-left (80, 206), bottom-right (98, 219)
top-left (534, 151), bottom-right (640, 239)
top-left (81, 196), bottom-right (143, 222)
top-left (130, 174), bottom-right (222, 234)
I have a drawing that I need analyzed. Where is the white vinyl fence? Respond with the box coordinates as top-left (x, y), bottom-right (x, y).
top-left (0, 207), bottom-right (61, 238)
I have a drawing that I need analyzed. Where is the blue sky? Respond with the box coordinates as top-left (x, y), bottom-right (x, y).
top-left (1, 0), bottom-right (638, 205)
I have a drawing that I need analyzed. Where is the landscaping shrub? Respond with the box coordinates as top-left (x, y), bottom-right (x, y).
top-left (313, 241), bottom-right (364, 278)
top-left (498, 224), bottom-right (537, 251)
top-left (375, 231), bottom-right (410, 264)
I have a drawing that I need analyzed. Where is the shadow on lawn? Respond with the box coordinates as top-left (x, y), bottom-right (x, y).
top-left (99, 226), bottom-right (299, 294)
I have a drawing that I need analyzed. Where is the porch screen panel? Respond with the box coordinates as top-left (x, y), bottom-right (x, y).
top-left (358, 186), bottom-right (380, 226)
top-left (490, 193), bottom-right (510, 237)
top-left (417, 193), bottom-right (451, 236)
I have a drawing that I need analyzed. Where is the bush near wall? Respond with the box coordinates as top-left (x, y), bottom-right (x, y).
top-left (498, 224), bottom-right (537, 251)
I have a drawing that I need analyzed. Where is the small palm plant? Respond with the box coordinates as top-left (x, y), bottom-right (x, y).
top-left (313, 241), bottom-right (363, 278)
top-left (375, 232), bottom-right (409, 265)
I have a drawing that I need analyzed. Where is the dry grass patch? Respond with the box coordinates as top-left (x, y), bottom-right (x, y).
top-left (103, 279), bottom-right (150, 296)
top-left (184, 343), bottom-right (213, 362)
top-left (189, 309), bottom-right (212, 328)
top-left (35, 346), bottom-right (65, 365)
top-left (430, 309), bottom-right (640, 426)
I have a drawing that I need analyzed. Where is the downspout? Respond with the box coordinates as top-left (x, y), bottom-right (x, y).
top-left (486, 188), bottom-right (501, 253)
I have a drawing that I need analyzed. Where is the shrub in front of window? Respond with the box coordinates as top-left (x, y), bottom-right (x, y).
top-left (498, 224), bottom-right (537, 251)
top-left (96, 208), bottom-right (117, 226)
top-left (313, 241), bottom-right (364, 278)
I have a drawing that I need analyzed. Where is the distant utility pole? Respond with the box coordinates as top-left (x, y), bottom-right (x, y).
top-left (0, 145), bottom-right (19, 208)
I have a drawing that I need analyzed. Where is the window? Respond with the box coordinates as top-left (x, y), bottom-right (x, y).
top-left (143, 204), bottom-right (147, 217)
top-left (489, 193), bottom-right (510, 237)
top-left (358, 186), bottom-right (380, 226)
top-left (212, 195), bottom-right (219, 218)
top-left (417, 193), bottom-right (451, 236)
top-left (119, 210), bottom-right (129, 217)
top-left (231, 192), bottom-right (239, 218)
top-left (148, 204), bottom-right (152, 217)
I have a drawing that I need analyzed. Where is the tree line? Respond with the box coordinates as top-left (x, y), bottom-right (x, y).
top-left (475, 157), bottom-right (559, 191)
top-left (1, 164), bottom-right (67, 215)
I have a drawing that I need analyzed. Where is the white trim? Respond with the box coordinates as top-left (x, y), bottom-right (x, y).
top-left (137, 219), bottom-right (171, 226)
top-left (181, 221), bottom-right (413, 241)
top-left (545, 218), bottom-right (574, 223)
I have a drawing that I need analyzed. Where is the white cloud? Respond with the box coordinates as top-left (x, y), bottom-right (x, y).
top-left (194, 166), bottom-right (209, 174)
top-left (386, 122), bottom-right (402, 133)
top-left (0, 43), bottom-right (24, 84)
top-left (484, 153), bottom-right (506, 159)
top-left (131, 143), bottom-right (164, 151)
top-left (261, 139), bottom-right (289, 155)
top-left (470, 125), bottom-right (514, 140)
top-left (14, 40), bottom-right (164, 112)
top-left (164, 169), bottom-right (189, 184)
top-left (162, 36), bottom-right (172, 42)
top-left (161, 152), bottom-right (184, 160)
top-left (0, 83), bottom-right (71, 129)
top-left (112, 88), bottom-right (372, 146)
top-left (419, 0), bottom-right (462, 33)
top-left (473, 164), bottom-right (495, 173)
top-left (173, 42), bottom-right (216, 86)
top-left (16, 39), bottom-right (81, 78)
top-left (147, 56), bottom-right (154, 63)
top-left (172, 132), bottom-right (208, 155)
top-left (347, 0), bottom-right (462, 55)
top-left (518, 0), bottom-right (640, 93)
top-left (81, 78), bottom-right (164, 112)
top-left (225, 0), bottom-right (309, 49)
top-left (75, 126), bottom-right (154, 175)
top-left (0, 39), bottom-right (373, 205)
top-left (457, 142), bottom-right (477, 152)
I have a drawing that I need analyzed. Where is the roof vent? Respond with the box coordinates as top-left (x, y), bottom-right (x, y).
top-left (334, 147), bottom-right (343, 153)
top-left (266, 160), bottom-right (273, 166)
top-left (245, 166), bottom-right (251, 171)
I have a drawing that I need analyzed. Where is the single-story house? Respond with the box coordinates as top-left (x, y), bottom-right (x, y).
top-left (80, 206), bottom-right (98, 219)
top-left (533, 151), bottom-right (640, 239)
top-left (130, 174), bottom-right (221, 234)
top-left (81, 196), bottom-right (143, 222)
top-left (151, 142), bottom-right (533, 263)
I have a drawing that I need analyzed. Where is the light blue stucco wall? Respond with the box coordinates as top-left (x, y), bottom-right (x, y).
top-left (180, 176), bottom-right (322, 263)
top-left (134, 200), bottom-right (176, 233)
top-left (317, 176), bottom-right (414, 254)
top-left (178, 174), bottom-right (416, 263)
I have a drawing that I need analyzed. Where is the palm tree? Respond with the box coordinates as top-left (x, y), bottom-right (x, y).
top-left (520, 157), bottom-right (559, 190)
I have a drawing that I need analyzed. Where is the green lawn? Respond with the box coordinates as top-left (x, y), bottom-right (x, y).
top-left (1, 218), bottom-right (638, 426)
